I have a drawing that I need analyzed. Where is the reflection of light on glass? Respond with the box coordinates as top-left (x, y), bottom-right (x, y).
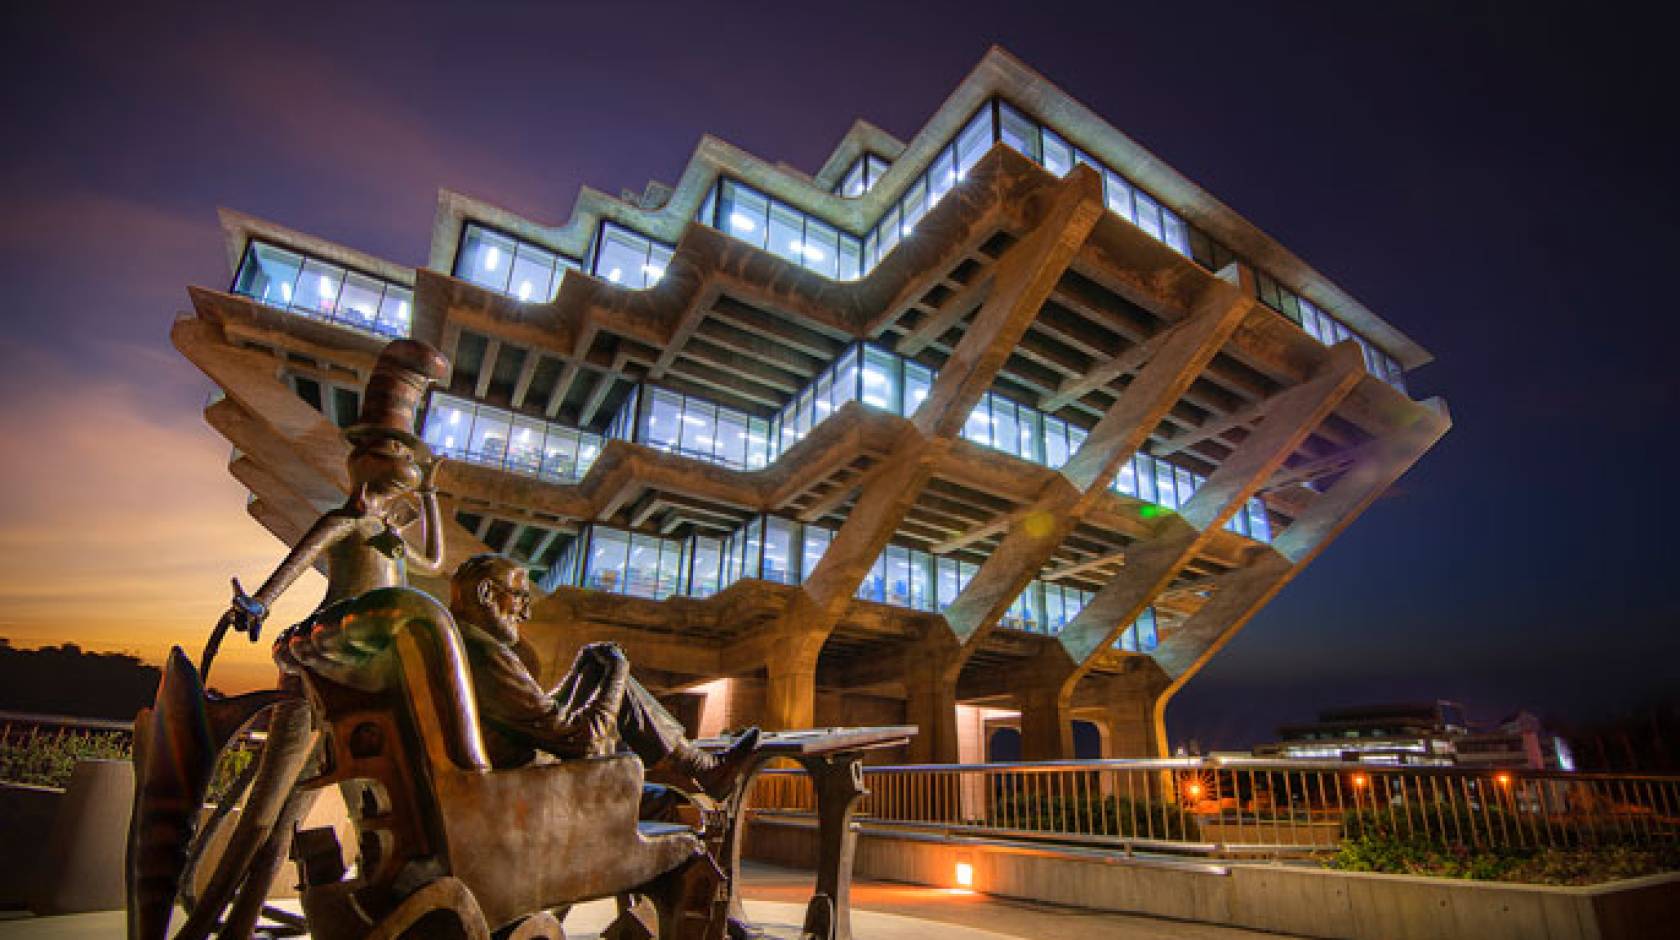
top-left (318, 274), bottom-right (333, 297)
top-left (729, 212), bottom-right (757, 232)
top-left (484, 246), bottom-right (501, 271)
top-left (517, 280), bottom-right (533, 301)
top-left (518, 428), bottom-right (531, 442)
top-left (642, 264), bottom-right (665, 282)
top-left (443, 435), bottom-right (455, 448)
top-left (607, 267), bottom-right (622, 283)
top-left (448, 411), bottom-right (460, 426)
top-left (396, 301), bottom-right (409, 320)
top-left (279, 281), bottom-right (293, 303)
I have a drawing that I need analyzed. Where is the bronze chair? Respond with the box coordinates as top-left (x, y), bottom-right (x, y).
top-left (282, 587), bottom-right (720, 939)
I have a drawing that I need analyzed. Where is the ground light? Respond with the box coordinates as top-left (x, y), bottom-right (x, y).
top-left (954, 860), bottom-right (975, 891)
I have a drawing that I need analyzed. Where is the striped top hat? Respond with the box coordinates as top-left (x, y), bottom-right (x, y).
top-left (346, 339), bottom-right (451, 450)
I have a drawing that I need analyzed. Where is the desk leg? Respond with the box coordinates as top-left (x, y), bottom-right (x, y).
top-left (721, 758), bottom-right (771, 928)
top-left (795, 755), bottom-right (867, 940)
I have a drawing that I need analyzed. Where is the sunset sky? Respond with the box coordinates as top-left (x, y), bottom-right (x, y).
top-left (1, 2), bottom-right (1675, 744)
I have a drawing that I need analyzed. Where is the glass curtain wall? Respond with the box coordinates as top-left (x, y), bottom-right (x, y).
top-left (591, 222), bottom-right (674, 288)
top-left (1116, 607), bottom-right (1160, 653)
top-left (1113, 450), bottom-right (1272, 541)
top-left (687, 98), bottom-right (1408, 393)
top-left (774, 344), bottom-right (930, 451)
top-left (606, 385), bottom-right (773, 470)
top-left (1255, 271), bottom-right (1406, 392)
top-left (545, 526), bottom-right (685, 599)
top-left (454, 223), bottom-right (582, 302)
top-left (544, 514), bottom-right (1134, 643)
top-left (836, 153), bottom-right (892, 197)
top-left (421, 393), bottom-right (603, 484)
top-left (700, 179), bottom-right (863, 280)
top-left (601, 340), bottom-right (1273, 542)
top-left (232, 241), bottom-right (412, 338)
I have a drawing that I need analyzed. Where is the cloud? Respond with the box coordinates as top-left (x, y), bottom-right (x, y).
top-left (0, 351), bottom-right (323, 692)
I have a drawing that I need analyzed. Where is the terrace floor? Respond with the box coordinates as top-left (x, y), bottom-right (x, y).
top-left (0, 861), bottom-right (1305, 940)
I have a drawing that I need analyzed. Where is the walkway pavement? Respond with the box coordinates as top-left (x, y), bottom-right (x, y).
top-left (0, 862), bottom-right (1306, 939)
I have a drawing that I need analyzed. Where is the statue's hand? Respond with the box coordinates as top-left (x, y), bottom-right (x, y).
top-left (419, 455), bottom-right (445, 492)
top-left (228, 577), bottom-right (269, 642)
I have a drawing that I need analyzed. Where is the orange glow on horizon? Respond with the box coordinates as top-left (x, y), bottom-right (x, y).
top-left (0, 371), bottom-right (326, 694)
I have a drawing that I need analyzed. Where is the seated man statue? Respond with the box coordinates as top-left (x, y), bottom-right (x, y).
top-left (450, 553), bottom-right (759, 800)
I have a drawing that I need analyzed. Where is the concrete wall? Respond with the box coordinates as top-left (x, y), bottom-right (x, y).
top-left (0, 784), bottom-right (63, 906)
top-left (747, 817), bottom-right (1680, 940)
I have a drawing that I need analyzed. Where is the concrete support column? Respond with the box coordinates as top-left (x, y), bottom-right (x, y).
top-left (902, 635), bottom-right (963, 764)
top-left (762, 633), bottom-right (823, 732)
top-left (1075, 664), bottom-right (1172, 758)
top-left (1017, 681), bottom-right (1075, 761)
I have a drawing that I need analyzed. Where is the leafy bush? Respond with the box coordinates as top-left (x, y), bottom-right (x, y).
top-left (1, 730), bottom-right (253, 803)
top-left (0, 731), bottom-right (130, 788)
top-left (1327, 826), bottom-right (1680, 885)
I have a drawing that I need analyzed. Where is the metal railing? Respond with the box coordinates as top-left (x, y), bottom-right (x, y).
top-left (748, 758), bottom-right (1680, 857)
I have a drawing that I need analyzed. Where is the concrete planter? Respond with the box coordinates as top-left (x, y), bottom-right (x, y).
top-left (1, 760), bottom-right (355, 915)
top-left (0, 782), bottom-right (67, 907)
top-left (747, 816), bottom-right (1680, 940)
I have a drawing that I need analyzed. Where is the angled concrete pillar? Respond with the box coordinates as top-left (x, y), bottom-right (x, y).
top-left (1121, 398), bottom-right (1451, 754)
top-left (1150, 398), bottom-right (1453, 688)
top-left (1000, 343), bottom-right (1366, 755)
top-left (942, 281), bottom-right (1255, 648)
top-left (757, 168), bottom-right (1106, 731)
top-left (1057, 342), bottom-right (1367, 670)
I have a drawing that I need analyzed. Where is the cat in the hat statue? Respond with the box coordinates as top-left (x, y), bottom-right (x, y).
top-left (204, 339), bottom-right (452, 677)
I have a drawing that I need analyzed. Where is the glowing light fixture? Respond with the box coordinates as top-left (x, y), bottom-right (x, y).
top-left (953, 862), bottom-right (974, 889)
top-left (1351, 773), bottom-right (1369, 789)
top-left (1495, 772), bottom-right (1513, 788)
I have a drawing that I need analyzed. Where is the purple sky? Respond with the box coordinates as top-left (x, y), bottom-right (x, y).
top-left (1, 1), bottom-right (1675, 747)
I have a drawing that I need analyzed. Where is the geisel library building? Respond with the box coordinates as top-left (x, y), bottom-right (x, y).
top-left (177, 48), bottom-right (1448, 764)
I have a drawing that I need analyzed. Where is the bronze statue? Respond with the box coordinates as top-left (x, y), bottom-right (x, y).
top-left (130, 338), bottom-right (744, 939)
top-left (447, 553), bottom-right (759, 798)
top-left (205, 340), bottom-right (451, 679)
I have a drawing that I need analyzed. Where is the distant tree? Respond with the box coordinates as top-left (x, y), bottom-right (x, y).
top-left (1561, 698), bottom-right (1680, 773)
top-left (0, 641), bottom-right (161, 720)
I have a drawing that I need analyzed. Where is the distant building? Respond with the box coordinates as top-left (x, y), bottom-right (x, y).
top-left (1256, 701), bottom-right (1465, 766)
top-left (1255, 702), bottom-right (1573, 769)
top-left (175, 47), bottom-right (1448, 762)
top-left (1455, 712), bottom-right (1575, 771)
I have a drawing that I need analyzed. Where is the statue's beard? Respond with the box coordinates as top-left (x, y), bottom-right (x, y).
top-left (485, 610), bottom-right (522, 645)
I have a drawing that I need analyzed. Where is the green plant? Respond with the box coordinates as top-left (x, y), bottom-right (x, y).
top-left (0, 730), bottom-right (132, 788)
top-left (1326, 827), bottom-right (1680, 885)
